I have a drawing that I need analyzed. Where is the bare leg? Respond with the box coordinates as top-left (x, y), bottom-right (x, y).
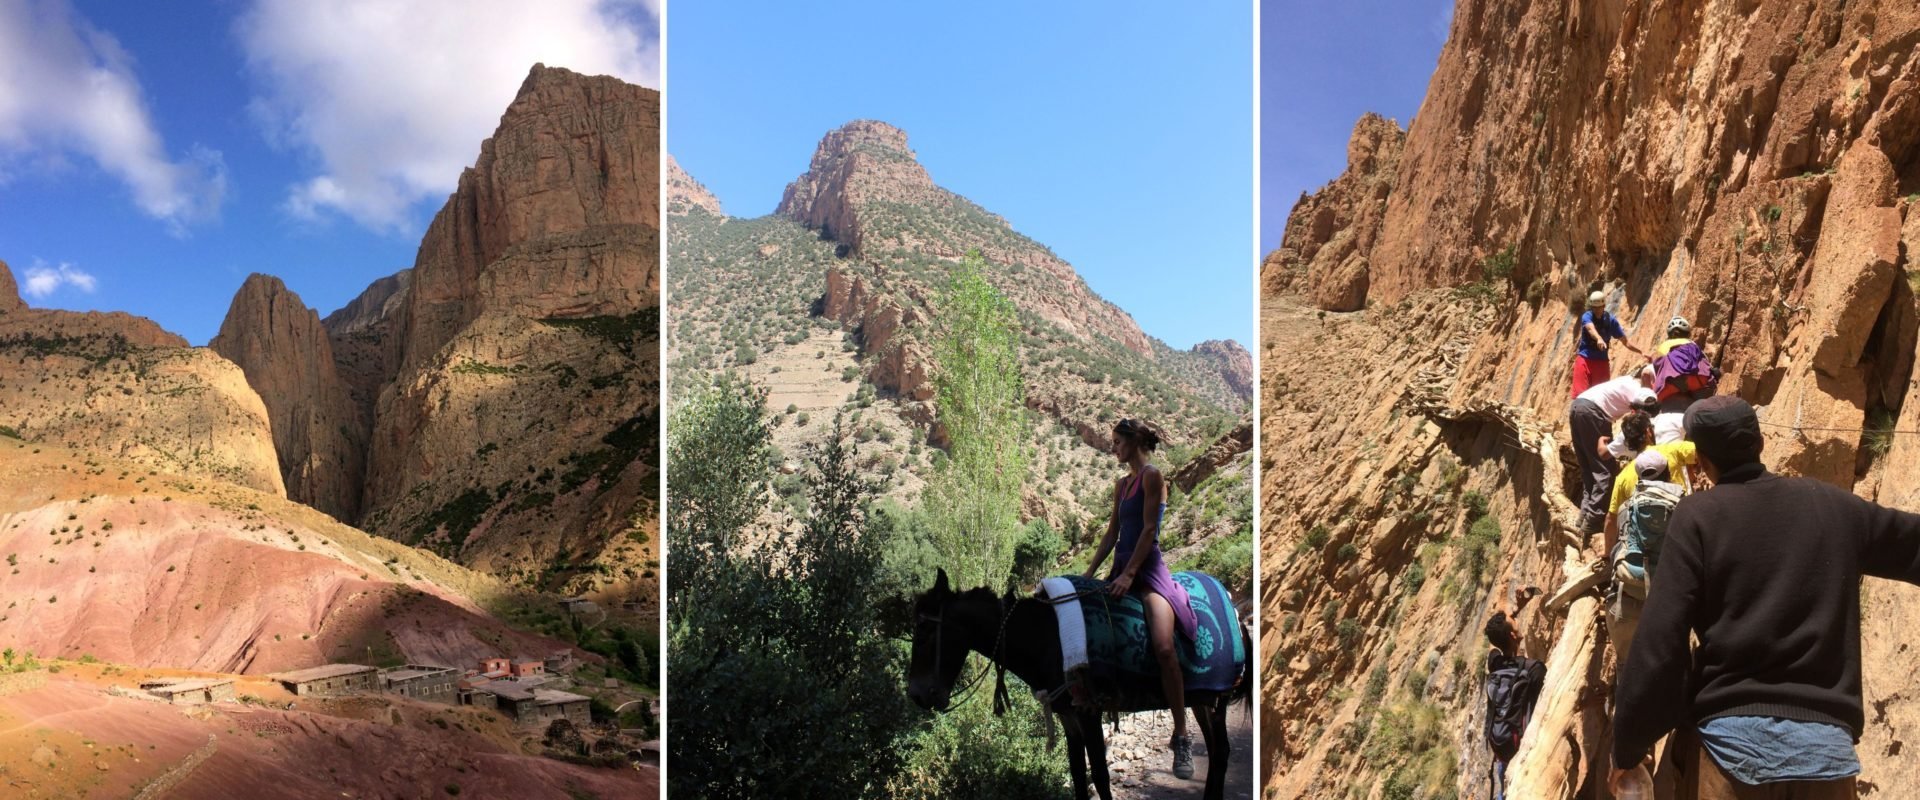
top-left (1143, 591), bottom-right (1187, 739)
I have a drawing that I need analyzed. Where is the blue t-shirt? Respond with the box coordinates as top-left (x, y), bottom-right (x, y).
top-left (1698, 716), bottom-right (1860, 784)
top-left (1577, 310), bottom-right (1626, 359)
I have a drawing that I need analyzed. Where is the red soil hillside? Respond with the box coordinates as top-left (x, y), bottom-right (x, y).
top-left (0, 437), bottom-right (580, 675)
top-left (0, 666), bottom-right (652, 799)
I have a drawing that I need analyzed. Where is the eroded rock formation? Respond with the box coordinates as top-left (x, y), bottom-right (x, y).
top-left (1265, 1), bottom-right (1920, 796)
top-left (210, 274), bottom-right (365, 520)
top-left (207, 65), bottom-right (661, 602)
top-left (1264, 113), bottom-right (1405, 311)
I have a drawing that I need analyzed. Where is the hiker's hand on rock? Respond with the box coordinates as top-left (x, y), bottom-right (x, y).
top-left (1108, 572), bottom-right (1133, 597)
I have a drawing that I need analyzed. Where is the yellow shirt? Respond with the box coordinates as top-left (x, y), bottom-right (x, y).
top-left (1610, 441), bottom-right (1697, 515)
top-left (1655, 338), bottom-right (1691, 357)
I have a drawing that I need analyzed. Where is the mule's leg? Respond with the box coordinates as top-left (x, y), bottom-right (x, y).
top-left (1191, 704), bottom-right (1218, 786)
top-left (1060, 712), bottom-right (1092, 800)
top-left (1203, 697), bottom-right (1232, 800)
top-left (1082, 710), bottom-right (1114, 800)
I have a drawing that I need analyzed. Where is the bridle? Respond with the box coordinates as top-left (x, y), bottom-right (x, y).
top-left (916, 594), bottom-right (1023, 714)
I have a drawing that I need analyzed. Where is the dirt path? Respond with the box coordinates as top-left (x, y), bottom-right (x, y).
top-left (1104, 705), bottom-right (1254, 799)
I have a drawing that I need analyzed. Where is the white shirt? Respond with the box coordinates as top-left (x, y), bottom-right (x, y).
top-left (1577, 376), bottom-right (1644, 419)
top-left (1653, 412), bottom-right (1685, 445)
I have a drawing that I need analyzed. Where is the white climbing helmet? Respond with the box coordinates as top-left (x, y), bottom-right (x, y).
top-left (1667, 316), bottom-right (1691, 336)
top-left (1587, 291), bottom-right (1606, 309)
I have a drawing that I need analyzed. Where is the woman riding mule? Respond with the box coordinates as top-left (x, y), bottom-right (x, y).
top-left (906, 569), bottom-right (1251, 800)
top-left (1082, 417), bottom-right (1200, 779)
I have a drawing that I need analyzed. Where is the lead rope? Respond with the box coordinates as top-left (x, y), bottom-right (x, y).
top-left (991, 597), bottom-right (1020, 717)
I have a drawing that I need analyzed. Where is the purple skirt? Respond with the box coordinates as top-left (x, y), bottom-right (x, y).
top-left (1108, 542), bottom-right (1197, 640)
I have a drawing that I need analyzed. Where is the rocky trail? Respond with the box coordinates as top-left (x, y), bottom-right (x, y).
top-left (1104, 706), bottom-right (1253, 800)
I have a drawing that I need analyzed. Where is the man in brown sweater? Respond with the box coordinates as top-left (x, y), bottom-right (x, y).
top-left (1611, 396), bottom-right (1920, 797)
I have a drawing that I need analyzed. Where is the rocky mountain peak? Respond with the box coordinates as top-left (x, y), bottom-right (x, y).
top-left (0, 260), bottom-right (20, 314)
top-left (776, 120), bottom-right (938, 253)
top-left (810, 119), bottom-right (915, 165)
top-left (1262, 112), bottom-right (1405, 311)
top-left (1343, 112), bottom-right (1403, 175)
top-left (667, 155), bottom-right (724, 216)
top-left (1192, 339), bottom-right (1254, 400)
top-left (210, 273), bottom-right (365, 520)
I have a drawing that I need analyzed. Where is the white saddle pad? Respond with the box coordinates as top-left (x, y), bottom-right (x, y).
top-left (1039, 577), bottom-right (1088, 674)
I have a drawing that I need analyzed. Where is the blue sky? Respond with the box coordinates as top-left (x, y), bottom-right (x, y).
top-left (670, 1), bottom-right (1254, 351)
top-left (0, 0), bottom-right (659, 345)
top-left (1260, 0), bottom-right (1450, 253)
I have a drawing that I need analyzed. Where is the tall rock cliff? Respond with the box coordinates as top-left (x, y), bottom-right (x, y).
top-left (0, 260), bottom-right (286, 496)
top-left (214, 65), bottom-right (661, 603)
top-left (0, 264), bottom-right (21, 314)
top-left (210, 274), bottom-right (365, 520)
top-left (1265, 1), bottom-right (1920, 796)
top-left (778, 121), bottom-right (1158, 359)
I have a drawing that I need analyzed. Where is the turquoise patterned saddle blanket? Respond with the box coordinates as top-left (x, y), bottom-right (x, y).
top-left (1048, 572), bottom-right (1245, 696)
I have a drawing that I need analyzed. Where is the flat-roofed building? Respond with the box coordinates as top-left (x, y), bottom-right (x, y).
top-left (267, 664), bottom-right (378, 697)
top-left (141, 678), bottom-right (234, 705)
top-left (473, 683), bottom-right (591, 727)
top-left (379, 664), bottom-right (457, 703)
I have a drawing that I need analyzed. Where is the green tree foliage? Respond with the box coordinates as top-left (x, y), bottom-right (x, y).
top-left (666, 374), bottom-right (774, 600)
top-left (667, 389), bottom-right (916, 797)
top-left (925, 252), bottom-right (1030, 590)
top-left (1009, 518), bottom-right (1065, 589)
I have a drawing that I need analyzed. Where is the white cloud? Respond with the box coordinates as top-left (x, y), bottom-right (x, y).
top-left (0, 0), bottom-right (226, 231)
top-left (21, 260), bottom-right (97, 298)
top-left (1430, 3), bottom-right (1454, 44)
top-left (236, 0), bottom-right (660, 232)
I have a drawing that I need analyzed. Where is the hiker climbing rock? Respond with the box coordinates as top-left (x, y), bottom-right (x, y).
top-left (1082, 417), bottom-right (1200, 780)
top-left (1484, 611), bottom-right (1546, 800)
top-left (1571, 291), bottom-right (1647, 398)
top-left (1604, 449), bottom-right (1684, 667)
top-left (1612, 396), bottom-right (1920, 797)
top-left (1569, 369), bottom-right (1657, 534)
top-left (1605, 438), bottom-right (1700, 553)
top-left (1649, 317), bottom-right (1719, 404)
top-left (1603, 410), bottom-right (1658, 462)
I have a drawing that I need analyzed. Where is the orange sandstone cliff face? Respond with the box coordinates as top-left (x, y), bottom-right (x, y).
top-left (209, 65), bottom-right (661, 602)
top-left (210, 275), bottom-right (366, 522)
top-left (1265, 1), bottom-right (1920, 796)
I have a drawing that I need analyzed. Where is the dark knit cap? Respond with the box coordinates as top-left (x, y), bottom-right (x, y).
top-left (1684, 395), bottom-right (1763, 468)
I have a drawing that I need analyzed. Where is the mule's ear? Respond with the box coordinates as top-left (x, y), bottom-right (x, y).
top-left (933, 568), bottom-right (950, 594)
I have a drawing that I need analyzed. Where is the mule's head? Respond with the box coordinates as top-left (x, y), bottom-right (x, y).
top-left (906, 568), bottom-right (973, 712)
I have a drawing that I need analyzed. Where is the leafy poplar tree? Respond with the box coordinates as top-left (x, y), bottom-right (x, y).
top-left (925, 251), bottom-right (1030, 591)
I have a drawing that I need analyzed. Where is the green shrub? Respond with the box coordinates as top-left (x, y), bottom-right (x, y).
top-left (1009, 519), bottom-right (1065, 588)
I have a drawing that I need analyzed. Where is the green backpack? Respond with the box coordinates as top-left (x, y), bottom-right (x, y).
top-left (1615, 479), bottom-right (1683, 596)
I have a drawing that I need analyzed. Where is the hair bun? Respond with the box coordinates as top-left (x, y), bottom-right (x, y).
top-left (1114, 418), bottom-right (1165, 451)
